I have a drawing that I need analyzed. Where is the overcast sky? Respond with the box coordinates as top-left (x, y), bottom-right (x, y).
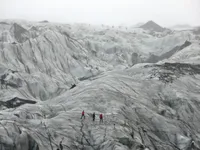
top-left (0, 0), bottom-right (200, 27)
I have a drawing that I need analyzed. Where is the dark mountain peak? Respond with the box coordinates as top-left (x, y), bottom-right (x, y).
top-left (141, 20), bottom-right (159, 27)
top-left (147, 20), bottom-right (156, 24)
top-left (140, 20), bottom-right (165, 32)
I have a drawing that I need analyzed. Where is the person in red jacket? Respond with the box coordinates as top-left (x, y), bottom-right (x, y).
top-left (81, 110), bottom-right (85, 119)
top-left (99, 113), bottom-right (103, 123)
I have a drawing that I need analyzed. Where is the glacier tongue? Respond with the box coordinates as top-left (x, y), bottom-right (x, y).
top-left (0, 20), bottom-right (200, 150)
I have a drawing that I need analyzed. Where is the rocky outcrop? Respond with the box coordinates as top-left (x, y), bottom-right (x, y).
top-left (159, 40), bottom-right (191, 60)
top-left (146, 62), bottom-right (200, 83)
top-left (146, 40), bottom-right (192, 63)
top-left (0, 97), bottom-right (36, 108)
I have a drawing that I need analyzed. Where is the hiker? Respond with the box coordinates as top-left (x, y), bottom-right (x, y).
top-left (59, 141), bottom-right (63, 150)
top-left (99, 113), bottom-right (103, 123)
top-left (92, 112), bottom-right (95, 122)
top-left (131, 128), bottom-right (134, 139)
top-left (191, 140), bottom-right (195, 149)
top-left (81, 110), bottom-right (85, 119)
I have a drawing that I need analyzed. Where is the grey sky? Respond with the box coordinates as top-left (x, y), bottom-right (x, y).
top-left (0, 0), bottom-right (200, 26)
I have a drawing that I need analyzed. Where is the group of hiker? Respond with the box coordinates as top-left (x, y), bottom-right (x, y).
top-left (81, 110), bottom-right (103, 123)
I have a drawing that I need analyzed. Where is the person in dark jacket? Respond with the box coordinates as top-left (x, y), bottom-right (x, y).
top-left (92, 112), bottom-right (95, 122)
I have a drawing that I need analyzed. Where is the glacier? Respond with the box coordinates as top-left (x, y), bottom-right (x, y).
top-left (0, 20), bottom-right (200, 150)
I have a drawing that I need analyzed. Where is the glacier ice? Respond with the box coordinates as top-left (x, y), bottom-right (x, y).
top-left (0, 20), bottom-right (200, 150)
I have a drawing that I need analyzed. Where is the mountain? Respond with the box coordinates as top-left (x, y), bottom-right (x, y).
top-left (0, 20), bottom-right (200, 150)
top-left (139, 20), bottom-right (165, 32)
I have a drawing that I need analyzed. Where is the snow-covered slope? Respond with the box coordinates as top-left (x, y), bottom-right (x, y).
top-left (1, 62), bottom-right (200, 150)
top-left (0, 20), bottom-right (200, 150)
top-left (0, 20), bottom-right (198, 101)
top-left (163, 43), bottom-right (200, 64)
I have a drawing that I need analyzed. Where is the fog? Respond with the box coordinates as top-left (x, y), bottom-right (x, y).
top-left (0, 0), bottom-right (200, 26)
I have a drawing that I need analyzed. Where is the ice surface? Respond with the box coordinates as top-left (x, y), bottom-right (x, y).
top-left (0, 20), bottom-right (200, 150)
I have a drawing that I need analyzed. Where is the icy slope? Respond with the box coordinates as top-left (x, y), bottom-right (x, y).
top-left (0, 20), bottom-right (199, 102)
top-left (146, 40), bottom-right (193, 63)
top-left (0, 63), bottom-right (200, 150)
top-left (0, 20), bottom-right (200, 150)
top-left (160, 43), bottom-right (200, 64)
